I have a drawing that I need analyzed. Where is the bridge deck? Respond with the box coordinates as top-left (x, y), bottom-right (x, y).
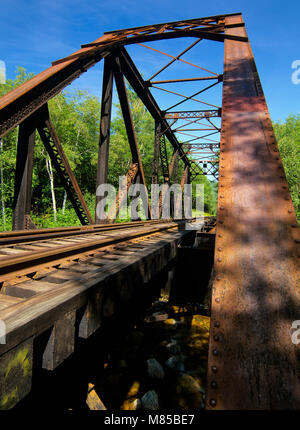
top-left (0, 221), bottom-right (193, 409)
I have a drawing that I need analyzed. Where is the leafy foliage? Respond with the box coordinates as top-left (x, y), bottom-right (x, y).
top-left (273, 114), bottom-right (300, 222)
top-left (2, 67), bottom-right (268, 231)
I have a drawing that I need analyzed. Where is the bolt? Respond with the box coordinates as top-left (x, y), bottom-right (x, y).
top-left (211, 381), bottom-right (218, 389)
top-left (215, 298), bottom-right (220, 303)
top-left (216, 276), bottom-right (221, 281)
top-left (214, 335), bottom-right (220, 341)
top-left (210, 399), bottom-right (217, 407)
top-left (218, 247), bottom-right (222, 251)
top-left (217, 258), bottom-right (222, 262)
top-left (288, 210), bottom-right (292, 213)
top-left (218, 234), bottom-right (222, 238)
top-left (211, 365), bottom-right (217, 373)
top-left (213, 349), bottom-right (219, 356)
top-left (215, 321), bottom-right (220, 328)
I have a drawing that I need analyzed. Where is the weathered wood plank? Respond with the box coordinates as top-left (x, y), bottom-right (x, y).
top-left (0, 231), bottom-right (187, 357)
top-left (0, 296), bottom-right (23, 310)
top-left (79, 288), bottom-right (103, 338)
top-left (42, 311), bottom-right (76, 370)
top-left (0, 338), bottom-right (33, 409)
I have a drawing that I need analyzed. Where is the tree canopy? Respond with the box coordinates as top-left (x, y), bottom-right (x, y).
top-left (0, 68), bottom-right (298, 230)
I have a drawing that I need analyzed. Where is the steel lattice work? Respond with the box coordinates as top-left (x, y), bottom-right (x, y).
top-left (0, 12), bottom-right (299, 410)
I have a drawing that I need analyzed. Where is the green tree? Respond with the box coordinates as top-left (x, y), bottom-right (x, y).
top-left (273, 114), bottom-right (300, 222)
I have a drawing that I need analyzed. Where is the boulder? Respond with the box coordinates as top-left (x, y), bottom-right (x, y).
top-left (141, 390), bottom-right (159, 410)
top-left (147, 358), bottom-right (165, 379)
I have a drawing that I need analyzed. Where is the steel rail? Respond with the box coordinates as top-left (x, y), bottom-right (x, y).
top-left (0, 219), bottom-right (173, 246)
top-left (0, 221), bottom-right (185, 278)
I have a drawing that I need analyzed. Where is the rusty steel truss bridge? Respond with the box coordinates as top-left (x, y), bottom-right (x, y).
top-left (0, 12), bottom-right (299, 410)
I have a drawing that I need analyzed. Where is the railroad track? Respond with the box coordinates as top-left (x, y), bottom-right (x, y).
top-left (0, 219), bottom-right (189, 281)
top-left (0, 218), bottom-right (201, 409)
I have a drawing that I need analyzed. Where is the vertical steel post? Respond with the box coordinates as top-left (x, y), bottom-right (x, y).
top-left (12, 115), bottom-right (36, 230)
top-left (206, 14), bottom-right (300, 410)
top-left (152, 120), bottom-right (161, 185)
top-left (95, 56), bottom-right (113, 223)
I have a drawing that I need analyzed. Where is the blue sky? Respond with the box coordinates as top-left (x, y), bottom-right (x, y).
top-left (0, 0), bottom-right (299, 122)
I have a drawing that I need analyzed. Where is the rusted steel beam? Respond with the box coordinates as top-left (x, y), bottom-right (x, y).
top-left (206, 14), bottom-right (300, 410)
top-left (107, 163), bottom-right (138, 222)
top-left (12, 113), bottom-right (37, 230)
top-left (0, 47), bottom-right (110, 138)
top-left (95, 55), bottom-right (114, 224)
top-left (102, 13), bottom-right (243, 35)
top-left (112, 55), bottom-right (151, 218)
top-left (81, 30), bottom-right (248, 49)
top-left (152, 120), bottom-right (161, 184)
top-left (37, 104), bottom-right (93, 225)
top-left (117, 48), bottom-right (191, 168)
top-left (0, 14), bottom-right (235, 138)
top-left (148, 76), bottom-right (221, 85)
top-left (168, 150), bottom-right (178, 179)
top-left (145, 39), bottom-right (205, 81)
top-left (154, 83), bottom-right (220, 111)
top-left (164, 109), bottom-right (221, 119)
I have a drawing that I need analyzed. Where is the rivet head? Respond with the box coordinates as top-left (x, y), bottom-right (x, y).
top-left (219, 220), bottom-right (224, 224)
top-left (211, 381), bottom-right (218, 389)
top-left (282, 186), bottom-right (287, 189)
top-left (220, 194), bottom-right (224, 198)
top-left (220, 206), bottom-right (225, 210)
top-left (215, 298), bottom-right (220, 303)
top-left (211, 366), bottom-right (218, 373)
top-left (220, 184), bottom-right (224, 187)
top-left (273, 149), bottom-right (278, 152)
top-left (217, 258), bottom-right (222, 262)
top-left (288, 210), bottom-right (292, 213)
top-left (221, 165), bottom-right (225, 168)
top-left (285, 197), bottom-right (289, 200)
top-left (218, 234), bottom-right (222, 238)
top-left (216, 276), bottom-right (221, 281)
top-left (291, 224), bottom-right (297, 228)
top-left (215, 321), bottom-right (220, 328)
top-left (213, 349), bottom-right (219, 356)
top-left (295, 239), bottom-right (300, 244)
top-left (210, 399), bottom-right (217, 407)
top-left (214, 335), bottom-right (220, 341)
top-left (218, 247), bottom-right (222, 251)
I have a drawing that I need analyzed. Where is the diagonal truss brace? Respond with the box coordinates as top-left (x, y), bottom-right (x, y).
top-left (37, 104), bottom-right (93, 225)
